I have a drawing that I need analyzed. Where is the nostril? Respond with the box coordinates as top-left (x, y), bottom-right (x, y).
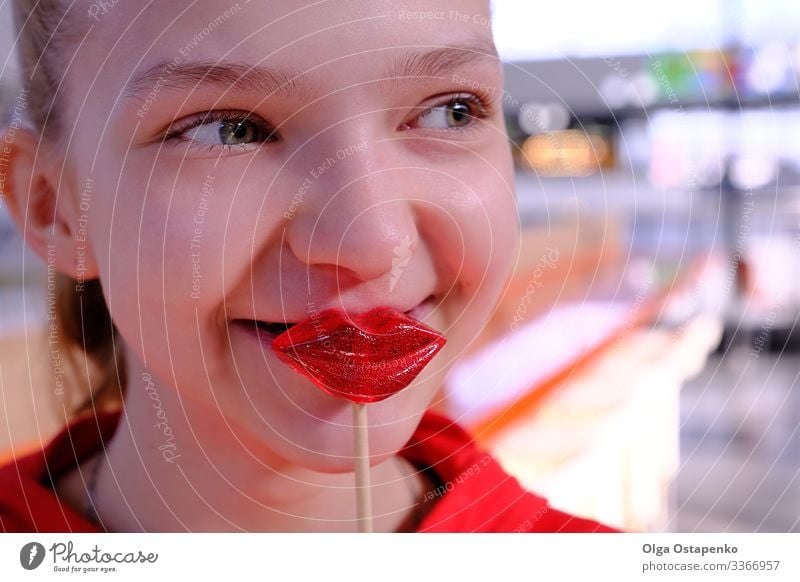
top-left (314, 263), bottom-right (365, 283)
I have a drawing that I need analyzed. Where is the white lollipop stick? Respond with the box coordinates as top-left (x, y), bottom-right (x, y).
top-left (352, 402), bottom-right (373, 532)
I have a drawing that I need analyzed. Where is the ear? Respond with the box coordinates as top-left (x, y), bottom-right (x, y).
top-left (0, 127), bottom-right (99, 280)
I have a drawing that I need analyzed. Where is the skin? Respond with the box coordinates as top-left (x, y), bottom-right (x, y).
top-left (3, 0), bottom-right (518, 531)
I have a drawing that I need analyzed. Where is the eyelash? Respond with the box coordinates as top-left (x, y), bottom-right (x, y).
top-left (161, 91), bottom-right (495, 151)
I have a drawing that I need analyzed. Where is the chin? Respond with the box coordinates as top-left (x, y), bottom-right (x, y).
top-left (272, 393), bottom-right (430, 474)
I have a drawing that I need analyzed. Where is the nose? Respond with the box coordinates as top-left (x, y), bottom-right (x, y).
top-left (284, 143), bottom-right (420, 283)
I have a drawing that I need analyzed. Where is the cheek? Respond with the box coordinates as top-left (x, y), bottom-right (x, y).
top-left (428, 162), bottom-right (518, 293)
top-left (97, 172), bottom-right (269, 353)
top-left (421, 155), bottom-right (517, 349)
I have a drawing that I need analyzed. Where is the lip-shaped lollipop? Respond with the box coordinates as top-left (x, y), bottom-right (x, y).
top-left (271, 306), bottom-right (446, 403)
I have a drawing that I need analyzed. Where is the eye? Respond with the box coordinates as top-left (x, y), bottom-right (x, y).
top-left (165, 111), bottom-right (277, 149)
top-left (405, 95), bottom-right (489, 131)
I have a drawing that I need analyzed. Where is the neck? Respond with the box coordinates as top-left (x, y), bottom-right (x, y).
top-left (88, 356), bottom-right (425, 532)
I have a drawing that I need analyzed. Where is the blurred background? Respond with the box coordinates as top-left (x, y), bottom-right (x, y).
top-left (1, 1), bottom-right (798, 532)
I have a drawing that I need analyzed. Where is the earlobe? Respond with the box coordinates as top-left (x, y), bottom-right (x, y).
top-left (0, 127), bottom-right (100, 281)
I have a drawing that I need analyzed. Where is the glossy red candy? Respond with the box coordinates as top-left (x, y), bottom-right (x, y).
top-left (271, 306), bottom-right (446, 403)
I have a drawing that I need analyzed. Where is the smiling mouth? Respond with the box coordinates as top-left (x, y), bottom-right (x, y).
top-left (228, 319), bottom-right (295, 340)
top-left (239, 295), bottom-right (435, 339)
top-left (253, 320), bottom-right (294, 336)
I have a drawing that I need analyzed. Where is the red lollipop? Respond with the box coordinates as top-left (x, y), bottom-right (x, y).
top-left (271, 306), bottom-right (446, 403)
top-left (271, 305), bottom-right (446, 532)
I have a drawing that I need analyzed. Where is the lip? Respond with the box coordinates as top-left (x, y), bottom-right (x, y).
top-left (270, 305), bottom-right (446, 403)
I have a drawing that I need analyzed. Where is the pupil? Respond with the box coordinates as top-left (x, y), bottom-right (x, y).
top-left (448, 103), bottom-right (470, 126)
top-left (220, 120), bottom-right (254, 144)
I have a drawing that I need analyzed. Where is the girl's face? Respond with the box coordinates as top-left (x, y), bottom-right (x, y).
top-left (65, 0), bottom-right (517, 470)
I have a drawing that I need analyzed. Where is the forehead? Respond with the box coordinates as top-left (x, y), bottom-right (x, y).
top-left (83, 0), bottom-right (496, 95)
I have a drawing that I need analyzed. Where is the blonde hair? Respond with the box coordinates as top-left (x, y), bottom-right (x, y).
top-left (12, 0), bottom-right (126, 416)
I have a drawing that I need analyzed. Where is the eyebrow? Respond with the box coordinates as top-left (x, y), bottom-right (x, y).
top-left (123, 40), bottom-right (500, 103)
